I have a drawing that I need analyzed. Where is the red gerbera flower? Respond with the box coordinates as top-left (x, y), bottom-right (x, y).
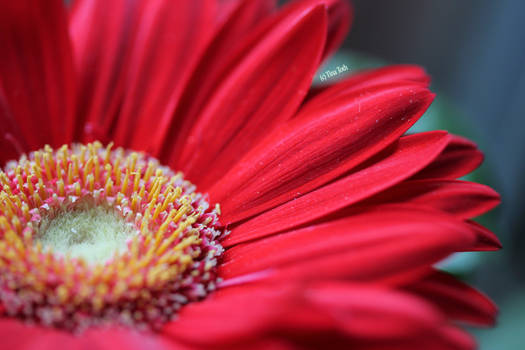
top-left (0, 0), bottom-right (501, 349)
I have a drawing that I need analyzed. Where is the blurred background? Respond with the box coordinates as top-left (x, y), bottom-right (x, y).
top-left (313, 0), bottom-right (524, 348)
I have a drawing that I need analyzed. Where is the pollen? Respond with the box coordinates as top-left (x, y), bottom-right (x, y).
top-left (0, 142), bottom-right (224, 331)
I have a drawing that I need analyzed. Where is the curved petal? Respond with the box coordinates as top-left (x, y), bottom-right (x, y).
top-left (273, 282), bottom-right (474, 350)
top-left (361, 179), bottom-right (500, 219)
top-left (0, 91), bottom-right (26, 164)
top-left (304, 64), bottom-right (431, 108)
top-left (307, 282), bottom-right (444, 340)
top-left (321, 0), bottom-right (353, 60)
top-left (224, 131), bottom-right (450, 247)
top-left (0, 319), bottom-right (78, 350)
top-left (349, 327), bottom-right (475, 350)
top-left (165, 281), bottom-right (470, 349)
top-left (0, 318), bottom-right (179, 350)
top-left (163, 284), bottom-right (301, 346)
top-left (0, 0), bottom-right (75, 150)
top-left (411, 134), bottom-right (484, 180)
top-left (82, 327), bottom-right (180, 350)
top-left (298, 283), bottom-right (475, 350)
top-left (220, 205), bottom-right (477, 282)
top-left (70, 0), bottom-right (144, 142)
top-left (210, 82), bottom-right (434, 224)
top-left (72, 0), bottom-right (216, 148)
top-left (158, 0), bottom-right (277, 164)
top-left (405, 269), bottom-right (497, 326)
top-left (112, 0), bottom-right (216, 153)
top-left (177, 3), bottom-right (328, 188)
top-left (466, 220), bottom-right (501, 251)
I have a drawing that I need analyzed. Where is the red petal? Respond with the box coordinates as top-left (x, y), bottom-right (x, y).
top-left (362, 179), bottom-right (500, 219)
top-left (213, 338), bottom-right (299, 350)
top-left (264, 282), bottom-right (467, 349)
top-left (412, 134), bottom-right (484, 180)
top-left (210, 83), bottom-right (434, 224)
top-left (321, 0), bottom-right (353, 60)
top-left (0, 91), bottom-right (25, 164)
top-left (466, 220), bottom-right (502, 251)
top-left (177, 3), bottom-right (328, 188)
top-left (220, 205), bottom-right (476, 282)
top-left (70, 0), bottom-right (144, 142)
top-left (188, 282), bottom-right (476, 350)
top-left (307, 282), bottom-right (445, 339)
top-left (0, 0), bottom-right (75, 150)
top-left (0, 319), bottom-right (176, 350)
top-left (405, 269), bottom-right (498, 326)
top-left (163, 284), bottom-right (299, 346)
top-left (159, 0), bottom-right (277, 164)
top-left (83, 327), bottom-right (178, 350)
top-left (111, 0), bottom-right (216, 153)
top-left (0, 319), bottom-right (77, 350)
top-left (166, 281), bottom-right (468, 349)
top-left (305, 64), bottom-right (430, 106)
top-left (224, 131), bottom-right (450, 247)
top-left (351, 326), bottom-right (475, 350)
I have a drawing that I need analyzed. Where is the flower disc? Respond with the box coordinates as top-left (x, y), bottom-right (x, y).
top-left (0, 142), bottom-right (224, 331)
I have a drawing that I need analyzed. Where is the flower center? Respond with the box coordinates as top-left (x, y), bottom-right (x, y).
top-left (0, 142), bottom-right (224, 332)
top-left (37, 203), bottom-right (134, 265)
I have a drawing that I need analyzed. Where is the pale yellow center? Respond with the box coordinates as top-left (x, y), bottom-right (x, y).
top-left (37, 205), bottom-right (136, 265)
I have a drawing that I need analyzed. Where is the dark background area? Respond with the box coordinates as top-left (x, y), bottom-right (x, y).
top-left (340, 0), bottom-right (524, 348)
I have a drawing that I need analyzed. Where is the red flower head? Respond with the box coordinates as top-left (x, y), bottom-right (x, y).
top-left (0, 0), bottom-right (500, 349)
